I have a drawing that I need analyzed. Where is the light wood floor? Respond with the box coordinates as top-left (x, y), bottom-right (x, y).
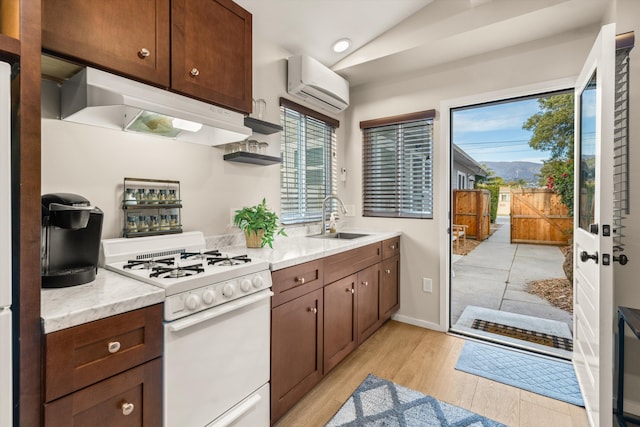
top-left (274, 320), bottom-right (589, 427)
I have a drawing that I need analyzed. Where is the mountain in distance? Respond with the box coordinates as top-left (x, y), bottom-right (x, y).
top-left (482, 161), bottom-right (542, 185)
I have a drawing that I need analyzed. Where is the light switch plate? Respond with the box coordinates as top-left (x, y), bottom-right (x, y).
top-left (422, 277), bottom-right (432, 293)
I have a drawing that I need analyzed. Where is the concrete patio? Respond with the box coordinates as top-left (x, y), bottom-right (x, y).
top-left (451, 215), bottom-right (573, 330)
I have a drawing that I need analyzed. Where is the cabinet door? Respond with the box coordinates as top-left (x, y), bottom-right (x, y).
top-left (357, 264), bottom-right (380, 344)
top-left (271, 288), bottom-right (323, 423)
top-left (324, 275), bottom-right (356, 374)
top-left (42, 0), bottom-right (170, 87)
top-left (171, 0), bottom-right (252, 113)
top-left (44, 358), bottom-right (162, 427)
top-left (380, 255), bottom-right (400, 321)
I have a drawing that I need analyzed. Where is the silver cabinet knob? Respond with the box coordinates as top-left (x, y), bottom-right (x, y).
top-left (138, 48), bottom-right (150, 58)
top-left (295, 277), bottom-right (305, 284)
top-left (385, 269), bottom-right (391, 274)
top-left (307, 307), bottom-right (318, 314)
top-left (121, 402), bottom-right (135, 416)
top-left (362, 281), bottom-right (368, 287)
top-left (108, 341), bottom-right (121, 354)
top-left (346, 288), bottom-right (354, 294)
top-left (190, 68), bottom-right (200, 77)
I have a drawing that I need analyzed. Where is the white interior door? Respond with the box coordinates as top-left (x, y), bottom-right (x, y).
top-left (573, 23), bottom-right (616, 427)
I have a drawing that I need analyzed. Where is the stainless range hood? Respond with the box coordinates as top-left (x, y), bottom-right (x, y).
top-left (61, 67), bottom-right (251, 146)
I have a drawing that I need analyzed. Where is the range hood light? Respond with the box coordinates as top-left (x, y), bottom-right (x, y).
top-left (172, 118), bottom-right (203, 132)
top-left (60, 67), bottom-right (251, 146)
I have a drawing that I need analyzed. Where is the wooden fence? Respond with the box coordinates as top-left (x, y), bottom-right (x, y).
top-left (452, 189), bottom-right (491, 241)
top-left (510, 188), bottom-right (572, 245)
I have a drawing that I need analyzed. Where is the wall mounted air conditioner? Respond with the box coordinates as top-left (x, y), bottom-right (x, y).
top-left (287, 55), bottom-right (350, 114)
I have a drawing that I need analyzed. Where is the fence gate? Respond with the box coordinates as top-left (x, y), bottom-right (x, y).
top-left (452, 189), bottom-right (490, 241)
top-left (510, 188), bottom-right (572, 245)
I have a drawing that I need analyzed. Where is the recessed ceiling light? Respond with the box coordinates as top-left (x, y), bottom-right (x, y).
top-left (332, 38), bottom-right (351, 53)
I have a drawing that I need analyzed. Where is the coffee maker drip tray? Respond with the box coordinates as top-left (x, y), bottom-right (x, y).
top-left (41, 265), bottom-right (98, 288)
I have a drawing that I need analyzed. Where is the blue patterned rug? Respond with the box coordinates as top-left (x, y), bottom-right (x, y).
top-left (455, 341), bottom-right (584, 406)
top-left (325, 374), bottom-right (506, 426)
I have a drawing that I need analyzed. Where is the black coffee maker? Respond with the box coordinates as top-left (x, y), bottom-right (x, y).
top-left (41, 193), bottom-right (103, 288)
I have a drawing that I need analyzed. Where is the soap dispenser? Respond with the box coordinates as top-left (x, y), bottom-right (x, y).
top-left (328, 212), bottom-right (337, 234)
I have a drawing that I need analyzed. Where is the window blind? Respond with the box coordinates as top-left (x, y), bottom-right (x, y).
top-left (280, 99), bottom-right (337, 224)
top-left (361, 110), bottom-right (434, 219)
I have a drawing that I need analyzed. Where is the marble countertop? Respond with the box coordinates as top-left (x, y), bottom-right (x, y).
top-left (41, 268), bottom-right (165, 333)
top-left (217, 229), bottom-right (401, 271)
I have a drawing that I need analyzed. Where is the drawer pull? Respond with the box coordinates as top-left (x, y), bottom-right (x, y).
top-left (390, 244), bottom-right (396, 250)
top-left (138, 48), bottom-right (150, 58)
top-left (385, 269), bottom-right (391, 274)
top-left (108, 341), bottom-right (121, 354)
top-left (295, 276), bottom-right (305, 284)
top-left (190, 67), bottom-right (200, 77)
top-left (362, 281), bottom-right (369, 287)
top-left (307, 307), bottom-right (317, 314)
top-left (346, 288), bottom-right (354, 294)
top-left (121, 402), bottom-right (135, 416)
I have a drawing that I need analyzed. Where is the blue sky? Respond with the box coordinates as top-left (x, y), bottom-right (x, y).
top-left (452, 98), bottom-right (553, 164)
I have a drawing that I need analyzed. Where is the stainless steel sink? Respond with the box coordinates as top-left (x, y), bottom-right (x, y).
top-left (308, 232), bottom-right (369, 240)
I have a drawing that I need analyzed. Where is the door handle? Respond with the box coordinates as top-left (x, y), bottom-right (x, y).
top-left (580, 251), bottom-right (598, 264)
top-left (614, 254), bottom-right (629, 265)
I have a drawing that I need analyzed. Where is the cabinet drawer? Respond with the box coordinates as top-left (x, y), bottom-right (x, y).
top-left (324, 243), bottom-right (382, 284)
top-left (45, 304), bottom-right (163, 402)
top-left (382, 237), bottom-right (400, 259)
top-left (44, 358), bottom-right (162, 427)
top-left (271, 259), bottom-right (324, 307)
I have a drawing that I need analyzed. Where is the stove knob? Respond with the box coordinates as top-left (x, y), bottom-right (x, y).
top-left (202, 289), bottom-right (216, 305)
top-left (240, 279), bottom-right (252, 292)
top-left (252, 276), bottom-right (264, 289)
top-left (222, 283), bottom-right (235, 298)
top-left (185, 294), bottom-right (201, 311)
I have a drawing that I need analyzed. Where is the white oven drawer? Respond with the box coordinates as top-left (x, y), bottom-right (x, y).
top-left (207, 383), bottom-right (269, 427)
top-left (163, 289), bottom-right (271, 427)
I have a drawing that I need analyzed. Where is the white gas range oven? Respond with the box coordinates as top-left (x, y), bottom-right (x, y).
top-left (101, 231), bottom-right (271, 427)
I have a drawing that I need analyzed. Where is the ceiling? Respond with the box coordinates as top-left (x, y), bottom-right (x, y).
top-left (235, 0), bottom-right (610, 87)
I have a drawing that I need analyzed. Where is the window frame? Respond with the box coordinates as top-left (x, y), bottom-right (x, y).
top-left (360, 109), bottom-right (435, 219)
top-left (279, 98), bottom-right (339, 225)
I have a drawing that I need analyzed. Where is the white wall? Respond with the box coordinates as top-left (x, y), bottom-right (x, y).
top-left (342, 26), bottom-right (599, 329)
top-left (41, 37), bottom-right (345, 240)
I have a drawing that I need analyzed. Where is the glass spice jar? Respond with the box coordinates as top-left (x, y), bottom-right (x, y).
top-left (124, 188), bottom-right (136, 205)
top-left (168, 189), bottom-right (177, 202)
top-left (126, 215), bottom-right (137, 233)
top-left (147, 189), bottom-right (157, 203)
top-left (136, 188), bottom-right (146, 203)
top-left (169, 214), bottom-right (180, 230)
top-left (159, 214), bottom-right (170, 231)
top-left (138, 215), bottom-right (149, 232)
top-left (158, 189), bottom-right (167, 203)
top-left (149, 215), bottom-right (159, 231)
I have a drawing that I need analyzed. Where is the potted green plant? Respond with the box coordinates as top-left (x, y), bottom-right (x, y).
top-left (233, 198), bottom-right (287, 248)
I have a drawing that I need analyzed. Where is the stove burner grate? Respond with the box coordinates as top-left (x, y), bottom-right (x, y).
top-left (208, 255), bottom-right (251, 266)
top-left (124, 257), bottom-right (175, 270)
top-left (181, 250), bottom-right (222, 260)
top-left (150, 264), bottom-right (205, 278)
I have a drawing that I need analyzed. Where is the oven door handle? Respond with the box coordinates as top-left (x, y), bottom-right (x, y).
top-left (168, 290), bottom-right (273, 332)
top-left (206, 393), bottom-right (262, 427)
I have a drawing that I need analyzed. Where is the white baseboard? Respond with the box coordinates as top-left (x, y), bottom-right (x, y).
top-left (392, 314), bottom-right (446, 332)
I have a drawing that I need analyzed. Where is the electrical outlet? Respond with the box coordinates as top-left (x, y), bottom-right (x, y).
top-left (422, 277), bottom-right (432, 293)
top-left (344, 204), bottom-right (355, 217)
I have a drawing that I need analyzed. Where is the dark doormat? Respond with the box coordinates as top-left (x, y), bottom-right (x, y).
top-left (471, 319), bottom-right (573, 351)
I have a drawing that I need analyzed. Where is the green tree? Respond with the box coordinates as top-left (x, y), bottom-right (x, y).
top-left (523, 93), bottom-right (575, 214)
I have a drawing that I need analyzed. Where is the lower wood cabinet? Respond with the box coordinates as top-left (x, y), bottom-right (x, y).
top-left (44, 358), bottom-right (162, 427)
top-left (380, 255), bottom-right (400, 321)
top-left (324, 274), bottom-right (357, 373)
top-left (356, 263), bottom-right (380, 344)
top-left (271, 238), bottom-right (401, 423)
top-left (271, 288), bottom-right (323, 423)
top-left (43, 304), bottom-right (163, 427)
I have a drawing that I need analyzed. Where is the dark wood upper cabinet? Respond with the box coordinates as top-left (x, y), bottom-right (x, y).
top-left (42, 0), bottom-right (171, 87)
top-left (171, 0), bottom-right (252, 113)
top-left (42, 0), bottom-right (252, 113)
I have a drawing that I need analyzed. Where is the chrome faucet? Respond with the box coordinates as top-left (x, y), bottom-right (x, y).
top-left (321, 194), bottom-right (348, 235)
